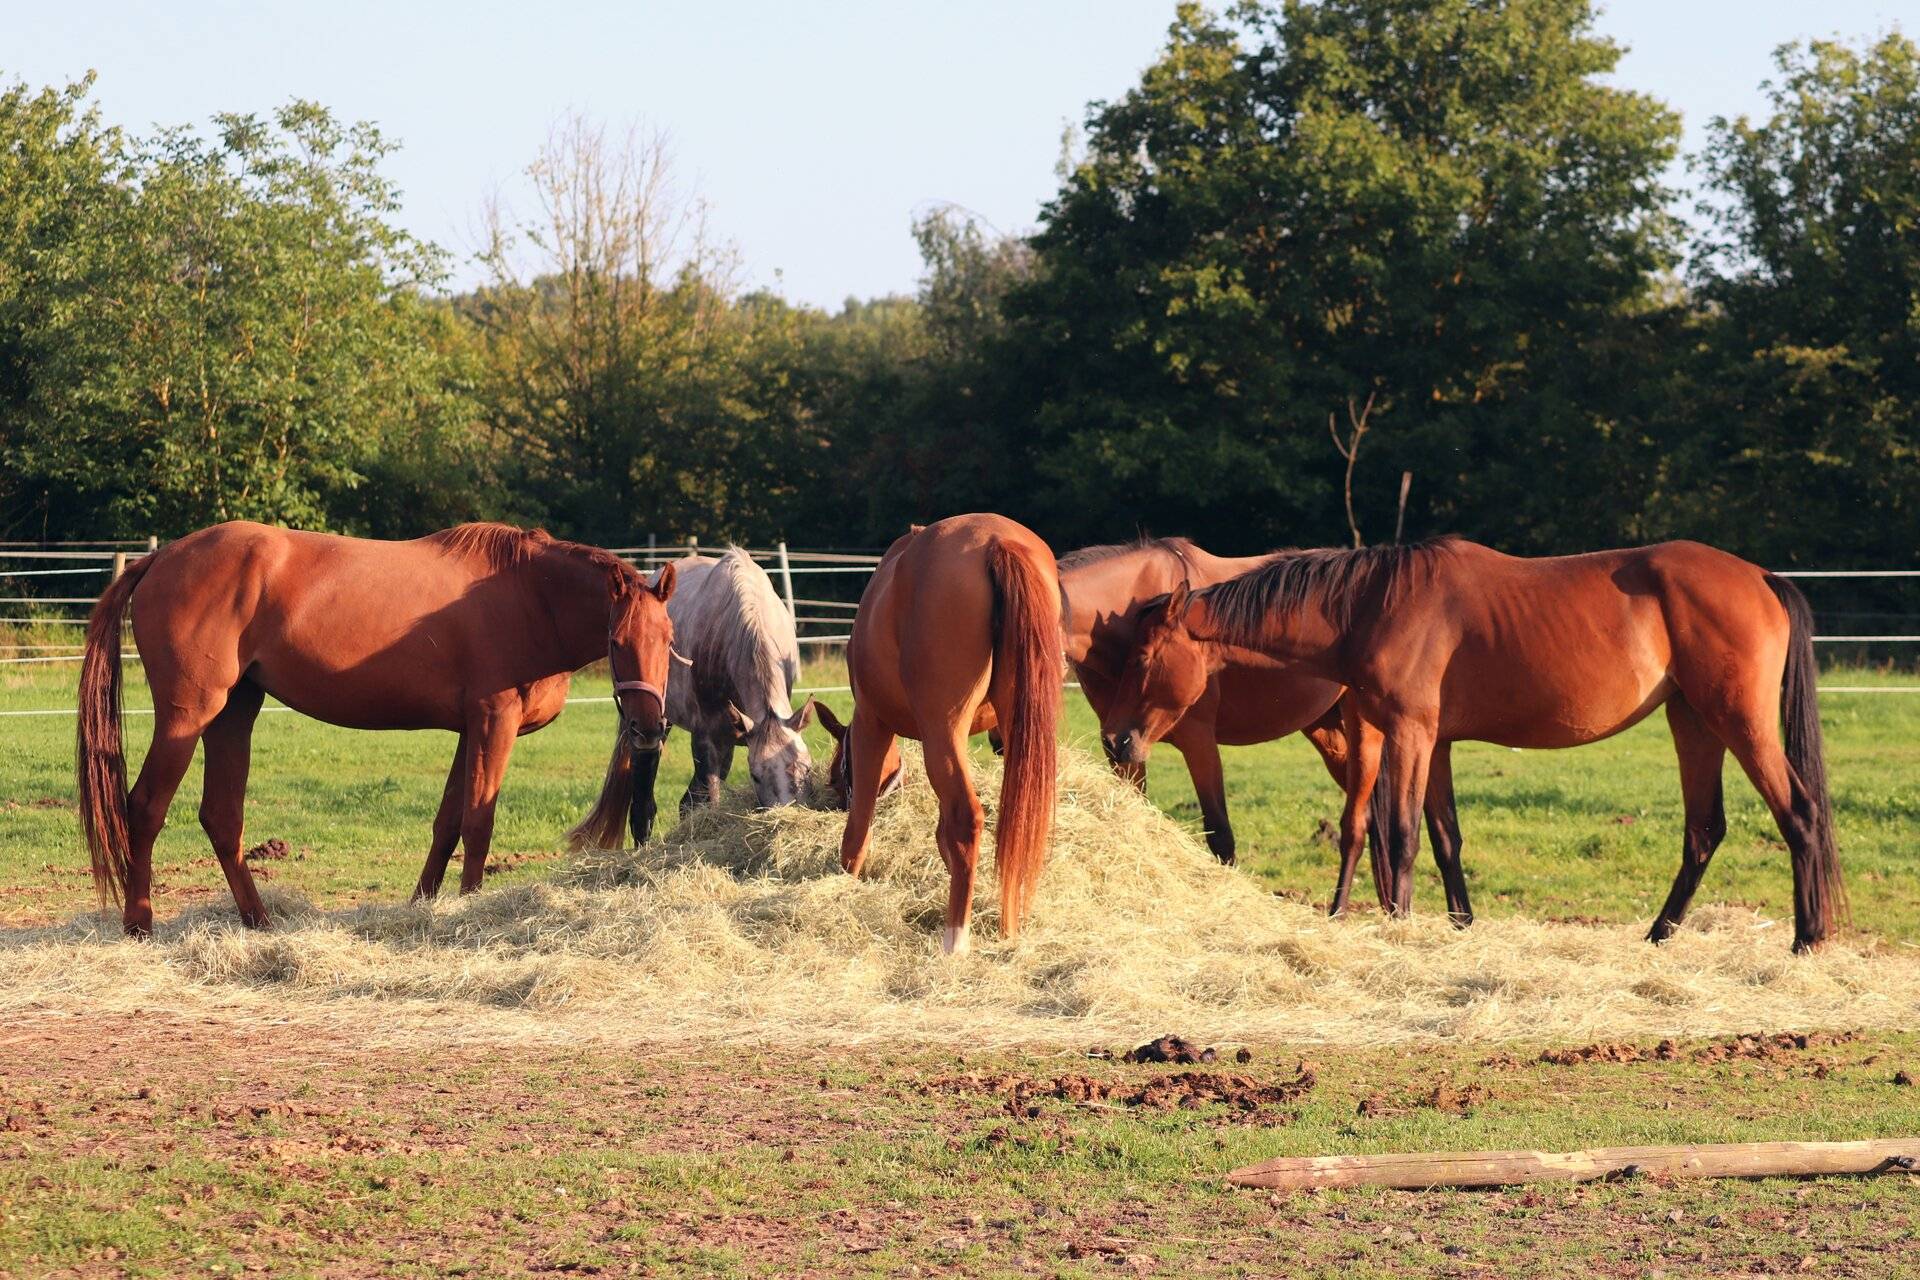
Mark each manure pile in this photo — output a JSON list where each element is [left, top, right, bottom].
[[3, 746, 1915, 1048]]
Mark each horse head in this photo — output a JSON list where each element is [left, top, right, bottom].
[[726, 696, 816, 808], [609, 563, 677, 752], [1099, 579, 1212, 766], [813, 701, 902, 810]]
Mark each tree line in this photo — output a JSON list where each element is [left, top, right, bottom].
[[2, 0, 1916, 572]]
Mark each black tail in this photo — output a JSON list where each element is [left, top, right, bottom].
[[1765, 573, 1847, 943]]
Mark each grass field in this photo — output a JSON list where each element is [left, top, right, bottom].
[[3, 657, 1917, 941], [3, 654, 1918, 1278]]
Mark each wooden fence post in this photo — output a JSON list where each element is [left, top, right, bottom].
[[776, 540, 797, 619], [112, 552, 126, 581], [146, 535, 158, 553]]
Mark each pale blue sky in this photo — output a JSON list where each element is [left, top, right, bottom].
[[9, 1, 1910, 306]]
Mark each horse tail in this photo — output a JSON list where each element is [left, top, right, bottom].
[[76, 555, 155, 906], [988, 538, 1062, 937], [1765, 572, 1848, 937], [566, 734, 637, 851]]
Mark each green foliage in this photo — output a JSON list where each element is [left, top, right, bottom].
[[0, 83, 481, 539], [1004, 0, 1683, 549], [1662, 33, 1920, 568], [2, 16, 1917, 566]]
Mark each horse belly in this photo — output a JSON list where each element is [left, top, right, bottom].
[[1441, 653, 1673, 748]]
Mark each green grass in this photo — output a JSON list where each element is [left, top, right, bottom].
[[5, 655, 1920, 1276], [3, 657, 1916, 942]]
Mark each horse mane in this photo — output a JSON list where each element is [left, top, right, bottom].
[[681, 547, 801, 717], [1199, 536, 1463, 643], [1058, 534, 1196, 574], [431, 522, 641, 592]]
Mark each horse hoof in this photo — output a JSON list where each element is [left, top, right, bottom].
[[940, 926, 971, 957]]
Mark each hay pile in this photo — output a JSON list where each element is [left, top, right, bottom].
[[3, 746, 1917, 1048]]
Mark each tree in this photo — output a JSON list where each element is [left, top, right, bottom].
[[1668, 33, 1920, 568], [1005, 0, 1683, 551], [469, 116, 767, 543], [1, 89, 479, 539]]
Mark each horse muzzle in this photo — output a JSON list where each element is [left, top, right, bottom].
[[616, 679, 669, 752], [1101, 729, 1149, 766]]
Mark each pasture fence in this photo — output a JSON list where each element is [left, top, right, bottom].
[[3, 539, 1919, 695]]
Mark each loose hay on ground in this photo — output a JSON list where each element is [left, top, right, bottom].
[[2, 746, 1917, 1049]]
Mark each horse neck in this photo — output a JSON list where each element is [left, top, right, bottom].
[[1061, 546, 1206, 664], [530, 546, 619, 669], [689, 557, 798, 718], [1186, 593, 1346, 679], [1177, 545, 1278, 588]]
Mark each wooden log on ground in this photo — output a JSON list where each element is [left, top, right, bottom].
[[1228, 1139, 1920, 1191]]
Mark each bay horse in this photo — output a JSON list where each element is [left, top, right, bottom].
[[1098, 537, 1844, 952], [76, 521, 676, 936], [1061, 537, 1468, 922], [569, 546, 814, 849], [818, 514, 1062, 955]]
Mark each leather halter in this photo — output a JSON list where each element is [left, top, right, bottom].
[[613, 679, 666, 712]]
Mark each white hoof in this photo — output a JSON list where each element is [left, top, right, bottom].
[[940, 925, 971, 957]]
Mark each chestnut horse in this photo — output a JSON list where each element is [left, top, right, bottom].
[[1098, 537, 1844, 952], [1062, 537, 1468, 922], [818, 514, 1062, 955], [76, 522, 676, 936]]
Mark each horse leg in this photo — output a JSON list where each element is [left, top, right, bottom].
[[921, 727, 984, 956], [681, 732, 711, 815], [1696, 698, 1835, 950], [1328, 706, 1383, 918], [1382, 719, 1438, 917], [123, 697, 225, 936], [837, 713, 898, 878], [1168, 724, 1233, 864], [412, 735, 469, 900], [1647, 698, 1728, 943], [1304, 707, 1386, 903], [456, 702, 522, 894], [629, 743, 664, 845], [1424, 742, 1472, 927], [198, 679, 269, 928]]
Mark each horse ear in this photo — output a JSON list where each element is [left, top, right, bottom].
[[651, 562, 677, 602], [727, 701, 755, 741], [815, 701, 846, 740], [787, 696, 816, 732], [1163, 579, 1191, 625]]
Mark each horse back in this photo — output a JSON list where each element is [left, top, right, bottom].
[[127, 522, 556, 730]]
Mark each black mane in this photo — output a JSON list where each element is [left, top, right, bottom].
[[1199, 537, 1462, 643]]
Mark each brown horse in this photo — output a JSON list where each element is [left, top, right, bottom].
[[76, 522, 676, 936], [1097, 537, 1844, 952], [1062, 537, 1468, 922], [1105, 537, 1850, 951], [817, 514, 1062, 955]]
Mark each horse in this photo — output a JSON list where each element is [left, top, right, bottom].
[[75, 521, 676, 936], [1061, 537, 1469, 921], [568, 546, 814, 849], [817, 514, 1063, 955], [1097, 537, 1844, 952]]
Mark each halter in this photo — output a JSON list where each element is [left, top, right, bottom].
[[613, 680, 666, 712]]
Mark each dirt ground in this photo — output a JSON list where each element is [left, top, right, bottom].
[[4, 1013, 1918, 1278]]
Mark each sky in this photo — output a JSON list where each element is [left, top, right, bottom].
[[9, 1, 1911, 308]]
